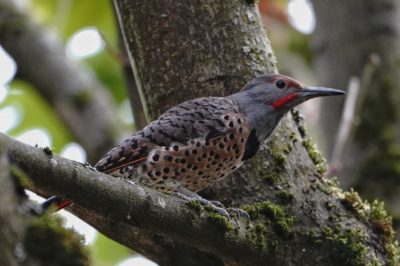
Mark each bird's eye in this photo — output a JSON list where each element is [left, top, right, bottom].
[[276, 80, 286, 89]]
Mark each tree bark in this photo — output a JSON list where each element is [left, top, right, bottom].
[[311, 0, 400, 211], [0, 145, 29, 266], [0, 0, 124, 163], [0, 138, 90, 266]]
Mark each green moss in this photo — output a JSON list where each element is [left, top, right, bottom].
[[253, 140, 291, 185], [273, 153, 286, 166], [245, 224, 269, 252], [255, 223, 268, 234], [243, 201, 293, 236], [10, 165, 33, 189], [291, 109, 306, 137], [204, 204, 215, 213], [258, 201, 285, 218], [367, 257, 382, 266], [186, 200, 202, 214], [316, 182, 335, 196], [242, 204, 258, 219], [320, 226, 368, 266], [341, 189, 369, 220], [289, 131, 298, 143], [275, 190, 294, 203], [338, 190, 400, 265], [370, 200, 400, 265], [251, 153, 280, 184], [302, 139, 327, 174], [207, 213, 233, 231], [276, 217, 294, 236], [261, 170, 279, 184], [253, 223, 269, 251], [291, 108, 327, 174], [250, 47, 263, 60], [344, 231, 368, 265], [243, 201, 296, 253], [269, 145, 287, 166], [24, 213, 90, 266], [324, 202, 344, 224], [325, 201, 335, 211]]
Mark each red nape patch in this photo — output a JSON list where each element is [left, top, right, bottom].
[[272, 92, 299, 109]]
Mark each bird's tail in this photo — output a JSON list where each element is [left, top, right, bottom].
[[41, 196, 72, 212]]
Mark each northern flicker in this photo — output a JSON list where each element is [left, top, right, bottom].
[[43, 74, 344, 215]]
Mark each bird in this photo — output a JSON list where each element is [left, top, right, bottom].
[[42, 73, 344, 216]]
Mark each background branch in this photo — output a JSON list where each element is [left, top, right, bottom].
[[0, 0, 123, 162]]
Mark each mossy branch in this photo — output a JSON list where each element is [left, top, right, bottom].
[[2, 131, 399, 265], [1, 133, 278, 265]]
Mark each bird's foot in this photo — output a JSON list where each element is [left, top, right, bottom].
[[172, 192, 229, 217], [172, 191, 249, 219], [227, 207, 250, 219], [208, 200, 225, 208], [193, 197, 230, 217]]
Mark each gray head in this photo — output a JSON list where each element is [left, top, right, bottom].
[[228, 74, 344, 143]]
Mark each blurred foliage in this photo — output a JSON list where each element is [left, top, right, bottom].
[[32, 0, 117, 44], [92, 233, 132, 266], [25, 213, 90, 266], [85, 53, 127, 102], [287, 31, 313, 67], [3, 80, 72, 152], [31, 0, 127, 102]]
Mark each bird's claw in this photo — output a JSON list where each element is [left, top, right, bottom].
[[209, 205, 230, 217], [208, 200, 225, 208], [172, 192, 248, 219], [227, 207, 250, 219]]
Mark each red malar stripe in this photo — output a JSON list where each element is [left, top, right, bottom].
[[272, 92, 299, 109]]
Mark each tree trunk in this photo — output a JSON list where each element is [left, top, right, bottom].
[[311, 0, 400, 213], [101, 0, 399, 264], [0, 147, 28, 266]]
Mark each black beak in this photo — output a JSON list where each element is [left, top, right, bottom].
[[300, 87, 345, 98]]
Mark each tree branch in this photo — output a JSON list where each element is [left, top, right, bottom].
[[1, 133, 275, 265], [2, 131, 398, 265]]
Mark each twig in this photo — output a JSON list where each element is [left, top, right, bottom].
[[327, 54, 381, 177]]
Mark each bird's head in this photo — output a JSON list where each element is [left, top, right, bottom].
[[240, 74, 344, 111], [229, 74, 345, 142]]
